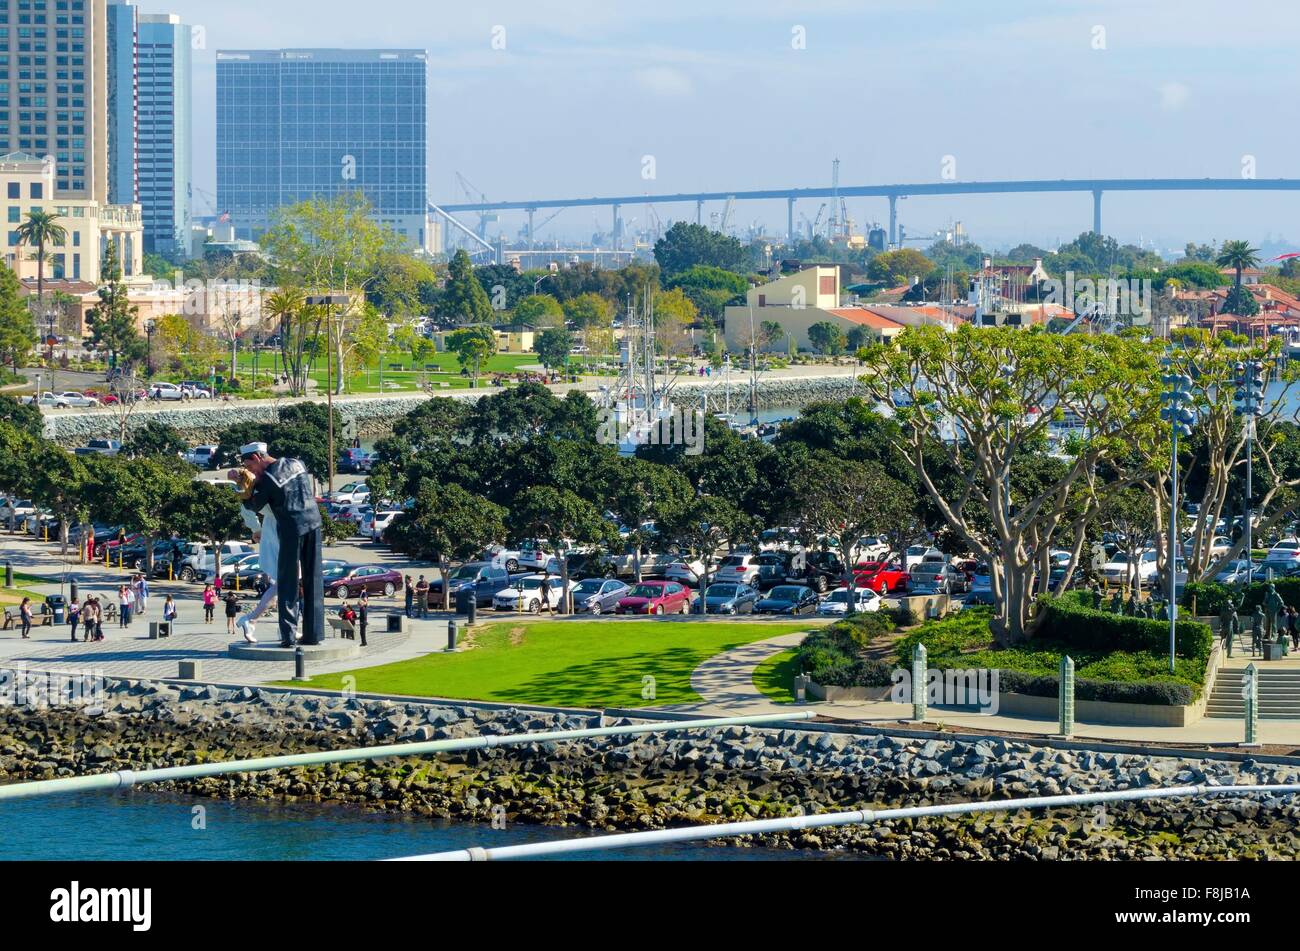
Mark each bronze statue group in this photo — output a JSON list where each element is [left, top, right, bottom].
[[1215, 584, 1298, 658]]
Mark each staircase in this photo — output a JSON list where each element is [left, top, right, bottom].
[[1206, 667, 1300, 719]]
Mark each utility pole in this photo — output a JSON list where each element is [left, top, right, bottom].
[[306, 294, 351, 492]]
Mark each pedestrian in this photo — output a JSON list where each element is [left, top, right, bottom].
[[68, 598, 80, 641], [118, 585, 132, 628], [80, 597, 95, 642], [202, 583, 216, 624], [134, 572, 149, 615], [18, 597, 32, 638], [357, 591, 369, 647], [404, 575, 414, 619], [163, 594, 177, 626], [416, 575, 429, 619], [1289, 605, 1299, 651], [224, 591, 240, 635]]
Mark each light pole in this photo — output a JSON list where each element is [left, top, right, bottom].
[[145, 320, 156, 378], [1160, 361, 1194, 674], [1234, 360, 1265, 587]]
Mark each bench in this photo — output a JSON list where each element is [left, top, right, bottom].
[[327, 616, 357, 640], [3, 608, 50, 629]]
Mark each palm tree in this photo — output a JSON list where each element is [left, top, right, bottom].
[[1215, 240, 1261, 317], [15, 210, 67, 306]]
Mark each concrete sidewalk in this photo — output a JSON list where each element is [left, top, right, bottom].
[[674, 633, 1300, 747]]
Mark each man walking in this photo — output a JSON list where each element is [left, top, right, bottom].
[[404, 575, 414, 618], [238, 442, 325, 648], [357, 591, 369, 647], [416, 576, 429, 619]]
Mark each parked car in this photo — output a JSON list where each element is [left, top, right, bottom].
[[564, 550, 620, 580], [56, 391, 99, 407], [817, 587, 884, 617], [569, 578, 631, 615], [853, 561, 911, 595], [361, 509, 403, 541], [855, 536, 891, 562], [339, 448, 376, 474], [753, 550, 797, 590], [757, 527, 799, 551], [429, 562, 511, 607], [73, 438, 122, 457], [615, 581, 694, 615], [183, 445, 220, 468], [755, 585, 820, 616], [482, 541, 557, 573], [148, 382, 187, 401], [1214, 559, 1255, 585], [1262, 539, 1300, 573], [324, 565, 403, 599], [909, 561, 970, 595], [662, 558, 708, 586], [0, 498, 36, 524], [329, 481, 371, 506], [117, 538, 187, 573], [1100, 549, 1160, 588], [218, 553, 268, 590], [180, 381, 214, 399], [93, 532, 144, 558], [20, 391, 71, 408], [492, 574, 571, 613], [903, 545, 943, 570], [178, 540, 255, 582], [967, 563, 995, 605], [787, 549, 847, 593], [713, 554, 762, 586], [700, 583, 760, 615], [1185, 535, 1233, 561]]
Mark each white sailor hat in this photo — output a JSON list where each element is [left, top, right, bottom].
[[239, 441, 268, 457]]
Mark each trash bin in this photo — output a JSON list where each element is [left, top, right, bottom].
[[45, 594, 66, 624], [455, 588, 474, 616]]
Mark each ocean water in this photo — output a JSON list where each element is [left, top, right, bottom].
[[0, 791, 866, 862]]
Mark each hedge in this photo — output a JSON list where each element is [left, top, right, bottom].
[[795, 618, 896, 687], [1039, 593, 1213, 662], [994, 670, 1194, 707], [1182, 577, 1300, 619]]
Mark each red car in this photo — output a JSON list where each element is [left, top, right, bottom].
[[94, 532, 143, 558], [323, 565, 404, 599], [853, 560, 911, 595], [615, 581, 694, 615]]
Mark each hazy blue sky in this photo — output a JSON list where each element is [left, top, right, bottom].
[[162, 0, 1300, 253]]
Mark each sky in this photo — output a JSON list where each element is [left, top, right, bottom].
[[159, 0, 1300, 254]]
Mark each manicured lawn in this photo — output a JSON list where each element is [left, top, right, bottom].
[[752, 648, 800, 704], [280, 619, 822, 708], [232, 350, 542, 394], [0, 571, 55, 604]]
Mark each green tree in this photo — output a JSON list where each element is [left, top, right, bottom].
[[447, 324, 495, 386], [867, 249, 934, 285], [85, 241, 143, 368], [660, 495, 759, 597], [124, 421, 188, 460], [665, 264, 748, 321], [653, 287, 698, 356], [653, 222, 749, 276], [15, 209, 67, 305], [83, 455, 192, 574], [163, 480, 248, 583], [535, 327, 573, 372], [1216, 240, 1261, 317], [807, 321, 848, 355], [437, 249, 495, 326], [28, 443, 91, 554], [0, 262, 34, 376], [387, 479, 507, 610], [508, 486, 617, 611], [0, 392, 42, 438], [511, 293, 564, 329]]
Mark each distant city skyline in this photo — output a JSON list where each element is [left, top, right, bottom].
[[159, 0, 1300, 253]]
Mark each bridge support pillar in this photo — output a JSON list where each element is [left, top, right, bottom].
[[1092, 189, 1103, 235], [613, 203, 620, 251], [696, 199, 703, 226], [787, 197, 795, 246], [888, 194, 898, 248], [527, 208, 535, 252]]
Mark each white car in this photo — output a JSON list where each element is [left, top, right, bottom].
[[483, 542, 556, 572], [1100, 549, 1160, 587], [663, 558, 708, 585], [714, 554, 762, 586], [362, 509, 403, 541], [21, 391, 71, 408], [1184, 535, 1233, 561], [1214, 559, 1254, 585], [1263, 539, 1300, 571], [330, 481, 371, 506], [1, 498, 36, 522], [816, 587, 884, 616], [57, 391, 99, 407], [183, 445, 220, 468], [492, 574, 572, 613], [903, 545, 944, 570], [855, 536, 891, 562], [148, 382, 187, 401]]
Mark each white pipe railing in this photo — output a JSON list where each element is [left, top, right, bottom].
[[395, 783, 1300, 862], [0, 711, 814, 802]]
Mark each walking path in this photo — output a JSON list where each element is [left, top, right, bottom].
[[673, 633, 1300, 746]]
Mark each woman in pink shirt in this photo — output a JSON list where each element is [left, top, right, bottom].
[[202, 583, 217, 624]]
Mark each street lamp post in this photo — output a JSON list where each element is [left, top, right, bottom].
[[1234, 360, 1265, 587], [1160, 361, 1194, 675], [145, 320, 156, 378]]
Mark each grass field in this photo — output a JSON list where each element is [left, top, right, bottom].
[[752, 648, 800, 704], [280, 619, 821, 708], [232, 349, 544, 394], [0, 571, 54, 605]]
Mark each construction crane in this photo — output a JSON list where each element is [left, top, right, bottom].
[[455, 172, 499, 239], [719, 196, 736, 234], [810, 203, 827, 239]]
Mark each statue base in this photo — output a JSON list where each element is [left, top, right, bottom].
[[226, 641, 361, 662]]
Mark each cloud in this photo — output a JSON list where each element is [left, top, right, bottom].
[[1159, 81, 1190, 111], [633, 66, 694, 97]]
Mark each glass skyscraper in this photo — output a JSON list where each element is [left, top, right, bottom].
[[136, 12, 188, 256], [216, 48, 429, 250], [106, 0, 136, 206]]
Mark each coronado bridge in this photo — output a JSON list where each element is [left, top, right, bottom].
[[430, 177, 1300, 251]]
